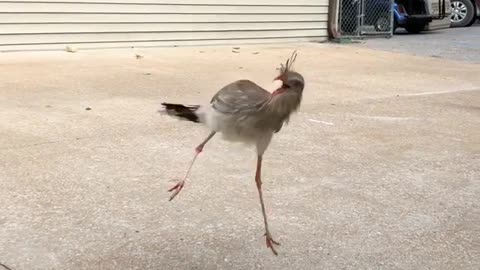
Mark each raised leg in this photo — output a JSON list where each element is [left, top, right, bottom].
[[255, 155, 280, 255], [168, 131, 216, 201]]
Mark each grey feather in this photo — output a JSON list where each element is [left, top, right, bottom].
[[210, 80, 271, 114]]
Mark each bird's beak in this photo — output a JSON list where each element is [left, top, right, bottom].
[[273, 73, 286, 83]]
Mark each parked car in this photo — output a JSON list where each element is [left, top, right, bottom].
[[394, 2, 433, 33], [394, 0, 451, 33], [450, 0, 480, 27], [339, 0, 452, 35]]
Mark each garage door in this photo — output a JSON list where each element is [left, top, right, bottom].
[[0, 0, 329, 51]]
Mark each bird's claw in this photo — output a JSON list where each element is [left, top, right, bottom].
[[264, 232, 280, 255], [168, 180, 185, 201]]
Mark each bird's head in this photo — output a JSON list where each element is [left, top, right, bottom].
[[266, 51, 305, 117], [273, 51, 305, 96]]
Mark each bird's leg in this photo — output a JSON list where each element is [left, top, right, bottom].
[[255, 155, 280, 255], [168, 131, 216, 201]]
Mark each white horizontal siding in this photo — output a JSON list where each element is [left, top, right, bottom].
[[0, 0, 329, 51], [1, 13, 327, 23], [0, 13, 326, 23], [0, 3, 328, 13], [0, 0, 328, 5], [0, 21, 329, 34], [0, 29, 328, 44]]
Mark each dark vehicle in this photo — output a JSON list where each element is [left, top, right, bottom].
[[340, 0, 449, 35], [395, 0, 434, 33], [394, 0, 450, 33], [450, 0, 480, 27]]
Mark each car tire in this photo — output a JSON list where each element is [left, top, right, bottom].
[[374, 15, 391, 32], [450, 0, 476, 27]]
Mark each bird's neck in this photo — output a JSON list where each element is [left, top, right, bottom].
[[265, 88, 302, 117]]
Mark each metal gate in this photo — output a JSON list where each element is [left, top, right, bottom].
[[338, 0, 394, 38]]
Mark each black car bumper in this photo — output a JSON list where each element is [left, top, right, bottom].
[[405, 15, 433, 26]]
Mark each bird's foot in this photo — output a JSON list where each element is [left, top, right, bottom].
[[264, 232, 280, 256], [168, 180, 185, 201]]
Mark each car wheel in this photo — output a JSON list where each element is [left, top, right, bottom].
[[450, 0, 476, 27], [374, 15, 391, 32]]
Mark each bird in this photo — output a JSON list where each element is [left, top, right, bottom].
[[160, 51, 304, 255]]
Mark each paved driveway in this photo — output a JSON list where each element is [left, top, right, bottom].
[[356, 23, 480, 63], [1, 44, 479, 269]]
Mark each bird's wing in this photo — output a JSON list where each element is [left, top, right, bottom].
[[210, 80, 271, 114]]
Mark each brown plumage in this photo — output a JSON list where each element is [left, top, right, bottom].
[[160, 51, 304, 255]]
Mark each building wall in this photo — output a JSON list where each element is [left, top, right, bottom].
[[0, 0, 329, 51]]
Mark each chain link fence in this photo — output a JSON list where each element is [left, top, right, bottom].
[[339, 0, 394, 38]]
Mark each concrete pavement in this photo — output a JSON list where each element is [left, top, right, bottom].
[[356, 23, 480, 64], [1, 44, 479, 269]]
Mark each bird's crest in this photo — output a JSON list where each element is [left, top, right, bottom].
[[278, 50, 298, 74]]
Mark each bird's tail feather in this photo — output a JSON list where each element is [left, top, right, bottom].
[[159, 102, 201, 123]]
